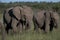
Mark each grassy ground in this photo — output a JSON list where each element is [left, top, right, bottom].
[[0, 13, 60, 40], [2, 29, 60, 40]]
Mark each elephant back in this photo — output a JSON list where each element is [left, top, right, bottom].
[[34, 10, 46, 27], [12, 6, 23, 20]]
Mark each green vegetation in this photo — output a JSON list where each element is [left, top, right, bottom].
[[0, 28, 60, 40], [0, 2, 60, 14]]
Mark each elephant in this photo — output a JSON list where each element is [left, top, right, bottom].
[[33, 10, 50, 33], [11, 6, 33, 30], [3, 6, 24, 33], [3, 6, 33, 33], [33, 10, 46, 30], [3, 7, 13, 33], [33, 9, 60, 33], [11, 6, 23, 33]]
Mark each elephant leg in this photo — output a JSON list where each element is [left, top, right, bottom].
[[50, 25, 54, 32], [3, 23, 7, 33], [45, 21, 50, 33], [54, 23, 57, 28], [45, 13, 50, 33], [41, 21, 45, 31], [24, 18, 28, 30], [49, 18, 54, 32], [54, 20, 59, 29], [2, 23, 6, 40], [17, 19, 25, 33], [11, 18, 18, 33], [33, 20, 39, 32], [18, 23, 23, 33], [34, 24, 39, 31], [33, 17, 39, 32], [25, 21, 29, 30], [5, 26, 9, 34], [45, 18, 50, 33], [25, 20, 32, 30]]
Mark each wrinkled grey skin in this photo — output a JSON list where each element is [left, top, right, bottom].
[[3, 6, 24, 33], [12, 6, 33, 32], [3, 6, 33, 33], [33, 10, 60, 33], [21, 6, 33, 30], [11, 6, 23, 33], [33, 10, 46, 30], [3, 7, 13, 33]]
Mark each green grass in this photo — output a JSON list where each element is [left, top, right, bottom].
[[1, 29, 60, 40]]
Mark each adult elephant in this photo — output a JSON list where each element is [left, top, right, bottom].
[[33, 9, 60, 33], [11, 6, 24, 33], [33, 10, 50, 33], [12, 6, 33, 32], [3, 6, 33, 33], [3, 6, 24, 33]]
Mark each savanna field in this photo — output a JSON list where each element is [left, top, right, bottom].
[[0, 2, 60, 40]]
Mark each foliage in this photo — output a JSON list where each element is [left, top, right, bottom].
[[0, 2, 60, 13]]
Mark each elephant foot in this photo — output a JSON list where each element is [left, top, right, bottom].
[[13, 29, 18, 34], [54, 26, 58, 29], [34, 28, 40, 33], [44, 29, 49, 33], [25, 27, 30, 31]]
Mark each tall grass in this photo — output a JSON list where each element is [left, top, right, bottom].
[[1, 28, 60, 40]]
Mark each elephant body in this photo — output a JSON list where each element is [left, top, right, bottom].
[[33, 10, 48, 32], [33, 10, 60, 33], [3, 6, 33, 33], [21, 6, 33, 30], [3, 6, 24, 33]]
